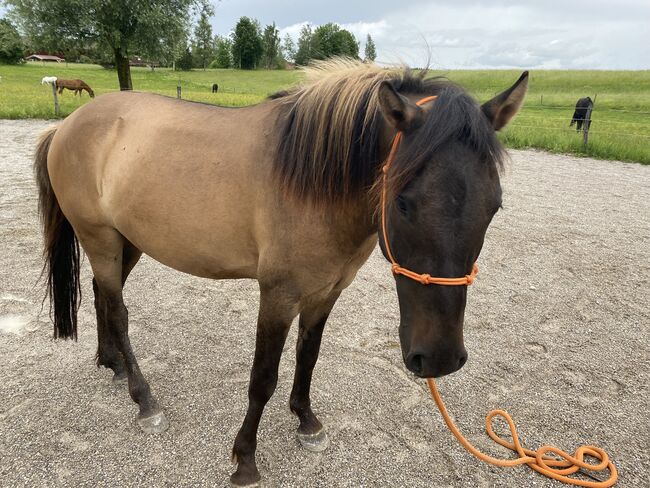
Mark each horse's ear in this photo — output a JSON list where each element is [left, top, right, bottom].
[[377, 81, 426, 132], [481, 71, 529, 131]]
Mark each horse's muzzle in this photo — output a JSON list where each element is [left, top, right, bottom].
[[405, 347, 468, 378]]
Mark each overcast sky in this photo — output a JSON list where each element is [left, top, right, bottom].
[[1, 1, 647, 69], [210, 0, 649, 69]]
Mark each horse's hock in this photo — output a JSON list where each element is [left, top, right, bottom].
[[1, 119, 649, 487]]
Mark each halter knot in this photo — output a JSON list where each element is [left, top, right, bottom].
[[418, 274, 431, 285], [391, 263, 400, 274]]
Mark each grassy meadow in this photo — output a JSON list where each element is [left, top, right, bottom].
[[0, 62, 648, 163]]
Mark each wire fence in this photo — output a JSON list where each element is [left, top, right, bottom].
[[504, 96, 650, 145]]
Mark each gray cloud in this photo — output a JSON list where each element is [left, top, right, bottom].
[[211, 0, 649, 69]]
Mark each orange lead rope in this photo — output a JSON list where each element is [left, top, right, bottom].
[[382, 95, 618, 487], [426, 378, 618, 487]]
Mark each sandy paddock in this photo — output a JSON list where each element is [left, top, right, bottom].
[[1, 119, 648, 487]]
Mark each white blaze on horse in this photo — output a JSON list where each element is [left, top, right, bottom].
[[41, 76, 58, 85]]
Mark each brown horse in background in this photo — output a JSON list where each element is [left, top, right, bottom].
[[55, 78, 95, 98], [35, 60, 527, 486]]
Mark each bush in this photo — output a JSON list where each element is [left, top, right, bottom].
[[78, 54, 93, 64]]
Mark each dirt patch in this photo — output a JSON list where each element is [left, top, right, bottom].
[[1, 119, 649, 487]]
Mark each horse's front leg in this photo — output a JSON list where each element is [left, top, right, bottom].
[[289, 291, 340, 452], [230, 286, 298, 487]]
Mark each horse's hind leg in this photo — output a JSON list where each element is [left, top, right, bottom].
[[289, 291, 340, 452], [94, 241, 142, 383], [82, 228, 167, 434]]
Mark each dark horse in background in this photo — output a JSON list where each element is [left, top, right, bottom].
[[212, 83, 219, 93], [55, 78, 95, 98], [35, 60, 527, 486], [570, 96, 593, 131]]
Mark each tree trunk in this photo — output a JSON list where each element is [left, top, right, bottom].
[[114, 49, 133, 91]]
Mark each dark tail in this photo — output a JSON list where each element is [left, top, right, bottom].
[[35, 127, 81, 340]]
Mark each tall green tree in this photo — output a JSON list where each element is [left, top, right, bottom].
[[212, 35, 232, 68], [312, 23, 359, 60], [231, 16, 263, 69], [0, 18, 24, 64], [6, 0, 204, 90], [294, 24, 313, 66], [364, 34, 376, 62], [281, 33, 295, 63], [193, 3, 214, 70], [261, 22, 280, 69]]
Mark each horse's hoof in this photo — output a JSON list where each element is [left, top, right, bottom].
[[230, 480, 260, 488], [137, 411, 169, 434], [112, 371, 127, 384], [297, 428, 329, 452], [230, 471, 261, 488]]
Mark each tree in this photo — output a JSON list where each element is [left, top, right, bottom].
[[261, 22, 280, 69], [6, 0, 204, 90], [0, 18, 24, 64], [364, 34, 376, 62], [176, 46, 193, 71], [312, 23, 359, 60], [193, 3, 214, 70], [281, 33, 295, 63], [294, 24, 313, 66], [212, 35, 232, 68], [231, 16, 263, 69]]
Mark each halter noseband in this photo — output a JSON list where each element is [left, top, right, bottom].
[[380, 95, 479, 286]]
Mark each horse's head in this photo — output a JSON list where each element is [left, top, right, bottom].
[[377, 72, 528, 378]]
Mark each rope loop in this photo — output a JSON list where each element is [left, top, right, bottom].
[[426, 378, 618, 487]]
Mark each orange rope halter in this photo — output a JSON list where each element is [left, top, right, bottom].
[[380, 95, 478, 286], [381, 95, 618, 487]]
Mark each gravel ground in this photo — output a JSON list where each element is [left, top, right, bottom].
[[1, 119, 649, 488]]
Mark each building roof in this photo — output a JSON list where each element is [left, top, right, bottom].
[[26, 54, 65, 62]]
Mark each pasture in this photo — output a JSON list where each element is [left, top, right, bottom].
[[0, 63, 649, 163], [1, 120, 649, 487]]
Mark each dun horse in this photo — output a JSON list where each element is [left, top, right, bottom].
[[55, 78, 95, 97], [35, 60, 527, 486]]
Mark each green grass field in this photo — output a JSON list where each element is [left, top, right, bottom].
[[1, 63, 649, 163]]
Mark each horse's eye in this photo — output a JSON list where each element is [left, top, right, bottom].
[[396, 195, 409, 214]]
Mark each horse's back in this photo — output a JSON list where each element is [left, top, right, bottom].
[[48, 92, 272, 279]]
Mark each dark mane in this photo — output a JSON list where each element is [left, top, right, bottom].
[[272, 59, 505, 207]]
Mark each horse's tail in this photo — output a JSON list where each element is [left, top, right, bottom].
[[34, 127, 81, 340]]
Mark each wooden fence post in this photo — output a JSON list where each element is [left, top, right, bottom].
[[177, 84, 182, 99], [51, 83, 60, 116]]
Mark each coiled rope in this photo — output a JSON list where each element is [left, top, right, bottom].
[[426, 378, 618, 487]]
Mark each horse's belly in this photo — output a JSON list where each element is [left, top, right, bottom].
[[105, 149, 261, 279], [115, 213, 260, 280]]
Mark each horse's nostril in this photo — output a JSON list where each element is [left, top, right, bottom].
[[408, 354, 424, 375], [457, 352, 468, 369]]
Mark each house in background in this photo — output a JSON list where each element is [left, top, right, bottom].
[[26, 54, 65, 63]]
